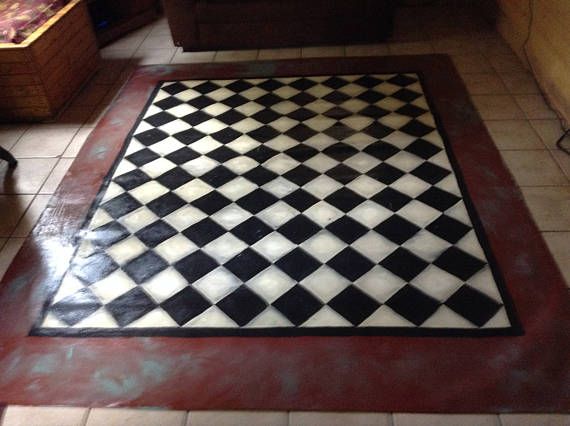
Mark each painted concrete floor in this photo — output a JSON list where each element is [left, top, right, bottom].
[[0, 2, 568, 424]]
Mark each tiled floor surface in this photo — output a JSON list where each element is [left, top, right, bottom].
[[0, 2, 568, 424]]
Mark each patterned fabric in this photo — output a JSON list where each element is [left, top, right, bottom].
[[0, 0, 68, 44]]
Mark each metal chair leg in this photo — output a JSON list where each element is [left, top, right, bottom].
[[0, 146, 17, 168]]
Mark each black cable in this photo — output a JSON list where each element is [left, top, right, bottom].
[[555, 129, 570, 156]]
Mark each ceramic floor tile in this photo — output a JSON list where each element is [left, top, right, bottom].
[[188, 411, 287, 426], [100, 47, 135, 60], [551, 149, 570, 180], [461, 73, 508, 95], [138, 34, 175, 50], [91, 59, 130, 85], [475, 37, 515, 56], [529, 120, 565, 150], [521, 186, 570, 231], [542, 232, 570, 287], [500, 150, 567, 186], [0, 158, 58, 194], [515, 95, 558, 119], [471, 95, 525, 120], [484, 120, 544, 150], [86, 408, 186, 426], [499, 413, 570, 426], [451, 54, 494, 74], [1, 406, 88, 426], [56, 106, 98, 127], [289, 411, 391, 426], [63, 128, 93, 158], [132, 48, 177, 65], [0, 125, 28, 151], [387, 42, 434, 55], [214, 50, 258, 62], [170, 49, 216, 64], [11, 125, 79, 158], [431, 36, 480, 55], [0, 238, 25, 281], [39, 158, 74, 194], [0, 195, 34, 237], [393, 413, 499, 426], [12, 194, 51, 237], [345, 44, 390, 57], [71, 84, 112, 108], [487, 54, 527, 73], [301, 46, 345, 58], [499, 72, 540, 94], [258, 48, 302, 60]]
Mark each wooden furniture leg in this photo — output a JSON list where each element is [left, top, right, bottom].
[[0, 147, 17, 168]]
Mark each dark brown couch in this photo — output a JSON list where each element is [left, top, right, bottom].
[[163, 0, 394, 51]]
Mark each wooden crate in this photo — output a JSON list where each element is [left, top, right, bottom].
[[0, 0, 100, 122]]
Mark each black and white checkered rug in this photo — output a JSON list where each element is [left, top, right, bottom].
[[34, 73, 518, 336]]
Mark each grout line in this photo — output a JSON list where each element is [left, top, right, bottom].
[[80, 408, 91, 426], [387, 412, 395, 426]]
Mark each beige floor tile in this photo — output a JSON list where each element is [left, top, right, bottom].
[[484, 120, 544, 150], [188, 411, 288, 426], [529, 119, 565, 150], [301, 46, 345, 58], [56, 106, 97, 126], [0, 195, 34, 237], [87, 408, 185, 426], [100, 47, 135, 60], [103, 28, 149, 52], [388, 41, 434, 55], [91, 59, 130, 85], [290, 411, 391, 426], [431, 36, 480, 55], [499, 72, 540, 94], [63, 128, 93, 158], [393, 413, 499, 426], [551, 149, 570, 180], [71, 84, 112, 108], [138, 34, 175, 50], [461, 73, 508, 95], [0, 238, 6, 250], [10, 125, 78, 158], [345, 44, 390, 57], [475, 36, 515, 56], [215, 50, 258, 62], [171, 49, 216, 64], [471, 95, 525, 120], [0, 158, 57, 194], [0, 125, 28, 151], [500, 150, 567, 186], [499, 414, 570, 426], [132, 48, 177, 65], [515, 94, 558, 119], [0, 238, 25, 280], [522, 186, 570, 231], [258, 48, 302, 60], [543, 232, 570, 287], [39, 158, 74, 194], [12, 194, 52, 237], [488, 54, 527, 73], [1, 406, 88, 426], [452, 54, 494, 74]]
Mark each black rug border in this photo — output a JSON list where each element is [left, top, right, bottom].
[[30, 68, 523, 338]]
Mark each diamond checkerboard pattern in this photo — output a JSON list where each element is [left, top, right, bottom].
[[37, 73, 513, 334]]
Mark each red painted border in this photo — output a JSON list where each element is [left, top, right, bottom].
[[0, 56, 568, 412]]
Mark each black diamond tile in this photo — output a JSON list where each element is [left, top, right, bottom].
[[211, 127, 242, 144], [221, 94, 248, 108], [90, 221, 130, 248], [380, 248, 429, 282], [285, 124, 318, 142], [216, 286, 267, 326], [245, 145, 279, 163], [200, 166, 237, 188], [230, 217, 272, 245], [371, 187, 412, 212], [278, 215, 321, 244], [161, 286, 212, 325], [174, 250, 219, 282], [391, 88, 421, 103], [173, 128, 207, 145], [374, 215, 421, 244], [224, 248, 270, 281], [206, 146, 239, 163], [183, 218, 226, 247], [322, 91, 350, 105], [355, 75, 384, 88], [252, 108, 281, 124], [327, 247, 375, 281], [388, 74, 417, 86], [362, 122, 394, 139], [416, 187, 460, 211], [273, 286, 323, 326], [162, 82, 188, 95], [154, 96, 183, 110], [180, 110, 212, 126], [282, 164, 320, 186], [247, 125, 280, 143], [134, 128, 169, 146], [426, 215, 471, 244], [258, 78, 285, 91], [325, 164, 360, 185], [411, 162, 451, 184], [324, 188, 366, 213], [357, 90, 385, 104], [404, 139, 442, 159], [287, 107, 317, 121], [226, 80, 254, 92], [366, 163, 405, 184], [101, 193, 142, 219], [400, 119, 434, 137], [289, 77, 317, 91], [255, 93, 282, 107], [236, 188, 279, 214], [359, 104, 391, 118], [434, 247, 486, 281], [123, 251, 168, 284], [193, 81, 219, 94], [322, 76, 348, 89], [284, 144, 319, 162], [106, 287, 157, 327], [445, 285, 502, 327], [322, 142, 359, 162], [275, 248, 321, 281], [326, 216, 369, 244], [71, 252, 118, 285], [217, 109, 247, 125], [289, 92, 317, 106], [125, 148, 160, 167], [192, 191, 232, 215], [323, 123, 356, 140], [328, 285, 380, 325], [145, 111, 177, 127], [385, 285, 440, 326], [323, 106, 352, 120], [156, 167, 194, 189], [243, 166, 278, 186], [283, 189, 319, 212], [164, 148, 200, 165], [147, 192, 186, 217], [396, 104, 428, 118], [113, 169, 151, 191], [363, 142, 400, 160], [187, 95, 216, 109], [51, 287, 102, 326], [135, 220, 178, 248]]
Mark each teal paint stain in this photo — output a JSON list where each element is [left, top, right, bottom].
[[31, 354, 58, 375], [66, 346, 74, 361], [89, 145, 109, 160], [141, 359, 169, 383], [93, 371, 140, 398]]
